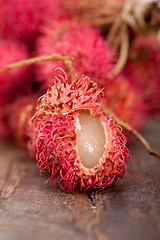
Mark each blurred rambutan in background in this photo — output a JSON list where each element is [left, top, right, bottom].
[[103, 73, 147, 137], [9, 95, 36, 150], [0, 0, 59, 46], [124, 35, 160, 117], [35, 19, 115, 90], [0, 40, 33, 107], [0, 39, 32, 139]]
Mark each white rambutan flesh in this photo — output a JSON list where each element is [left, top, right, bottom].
[[76, 110, 106, 168]]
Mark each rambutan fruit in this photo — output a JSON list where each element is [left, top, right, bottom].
[[10, 96, 37, 151], [0, 39, 31, 108], [31, 72, 131, 192], [0, 39, 35, 140], [103, 73, 147, 135], [35, 19, 115, 91], [125, 35, 160, 117], [0, 0, 59, 45]]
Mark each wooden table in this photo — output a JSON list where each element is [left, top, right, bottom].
[[0, 122, 160, 240]]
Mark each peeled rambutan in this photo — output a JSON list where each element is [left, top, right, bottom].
[[125, 35, 160, 116], [35, 19, 115, 91], [31, 72, 131, 192], [0, 0, 59, 45]]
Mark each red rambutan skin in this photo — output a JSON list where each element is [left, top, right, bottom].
[[0, 39, 31, 108], [35, 19, 115, 91], [31, 73, 131, 192], [104, 73, 147, 134], [124, 36, 160, 116], [0, 0, 59, 44], [0, 39, 33, 140], [9, 96, 36, 152], [0, 95, 36, 142]]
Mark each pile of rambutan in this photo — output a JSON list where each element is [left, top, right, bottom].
[[0, 0, 159, 192]]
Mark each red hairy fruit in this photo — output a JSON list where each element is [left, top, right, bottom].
[[10, 96, 36, 151], [0, 39, 31, 108], [104, 74, 147, 134], [0, 0, 59, 44], [31, 72, 131, 192], [36, 19, 115, 91], [125, 36, 160, 116], [0, 95, 36, 141], [0, 39, 32, 139]]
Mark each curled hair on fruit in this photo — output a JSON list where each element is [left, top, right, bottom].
[[30, 70, 131, 192]]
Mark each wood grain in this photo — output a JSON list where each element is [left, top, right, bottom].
[[0, 122, 160, 240]]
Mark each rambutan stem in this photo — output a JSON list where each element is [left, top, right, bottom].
[[109, 23, 129, 77], [64, 59, 75, 82], [104, 106, 160, 160], [0, 54, 75, 82], [107, 0, 160, 76]]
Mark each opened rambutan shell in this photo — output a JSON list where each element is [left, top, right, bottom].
[[31, 73, 131, 192]]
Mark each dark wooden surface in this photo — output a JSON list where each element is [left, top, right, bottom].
[[0, 122, 160, 240]]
